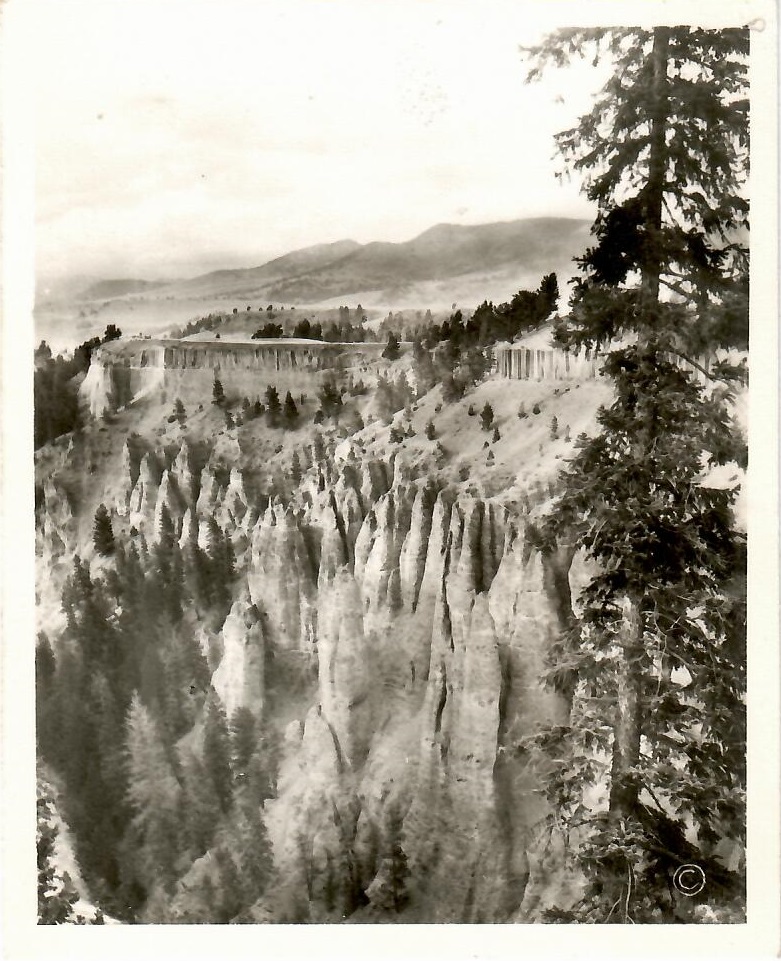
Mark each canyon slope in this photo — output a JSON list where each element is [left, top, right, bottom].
[[35, 325, 619, 922], [35, 322, 746, 923]]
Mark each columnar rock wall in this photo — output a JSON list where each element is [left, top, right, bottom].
[[81, 337, 387, 417], [493, 345, 601, 381], [494, 342, 725, 384], [99, 337, 387, 372]]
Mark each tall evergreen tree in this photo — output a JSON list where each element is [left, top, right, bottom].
[[479, 403, 494, 432], [93, 504, 115, 556], [125, 693, 183, 890], [290, 450, 303, 486], [179, 748, 221, 857], [264, 384, 282, 427], [283, 390, 299, 428], [317, 379, 343, 421], [382, 331, 401, 360], [203, 692, 233, 812], [523, 27, 749, 922]]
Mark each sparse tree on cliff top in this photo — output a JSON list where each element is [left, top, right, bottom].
[[523, 27, 748, 922], [264, 384, 281, 427], [382, 331, 401, 360], [283, 390, 299, 428], [290, 449, 303, 485], [317, 379, 343, 421]]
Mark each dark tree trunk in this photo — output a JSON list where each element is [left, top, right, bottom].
[[641, 26, 670, 317], [609, 597, 643, 817]]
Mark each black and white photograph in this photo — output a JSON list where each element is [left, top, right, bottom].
[[2, 0, 778, 953]]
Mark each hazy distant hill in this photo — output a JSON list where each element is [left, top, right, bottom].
[[81, 278, 169, 300], [264, 218, 590, 303], [66, 217, 590, 307], [168, 239, 363, 297]]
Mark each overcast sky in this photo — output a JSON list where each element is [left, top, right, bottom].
[[29, 0, 611, 283]]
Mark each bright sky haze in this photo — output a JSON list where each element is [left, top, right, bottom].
[[30, 0, 608, 284]]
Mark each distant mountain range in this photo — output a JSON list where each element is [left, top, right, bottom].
[[65, 217, 593, 307]]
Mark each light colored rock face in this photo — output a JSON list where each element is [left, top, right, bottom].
[[128, 452, 161, 529], [395, 520, 576, 921], [398, 485, 436, 612], [38, 383, 585, 921], [179, 509, 196, 549], [494, 345, 601, 381], [212, 593, 265, 718], [195, 468, 220, 518], [38, 478, 76, 561], [116, 441, 136, 517], [171, 441, 197, 507], [244, 468, 580, 921], [153, 470, 186, 541], [446, 594, 502, 804], [79, 356, 163, 417], [317, 572, 372, 769], [247, 505, 318, 653], [217, 467, 249, 529]]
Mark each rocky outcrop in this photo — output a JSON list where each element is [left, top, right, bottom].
[[248, 505, 318, 653], [128, 452, 162, 529], [80, 355, 162, 418], [218, 467, 250, 528], [80, 338, 389, 418], [494, 344, 600, 381], [317, 572, 372, 768], [115, 440, 137, 517], [171, 440, 197, 507], [153, 470, 186, 541], [195, 467, 221, 518], [179, 508, 197, 549], [38, 477, 75, 558], [94, 337, 387, 373], [212, 591, 265, 718], [38, 383, 593, 923], [392, 516, 578, 921]]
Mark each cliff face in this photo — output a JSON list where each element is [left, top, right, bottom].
[[203, 449, 582, 920], [81, 338, 614, 420], [84, 428, 581, 919], [493, 345, 601, 381], [212, 591, 265, 718], [80, 338, 386, 417], [38, 375, 595, 921]]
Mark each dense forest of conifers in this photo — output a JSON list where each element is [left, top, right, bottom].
[[36, 523, 281, 922]]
